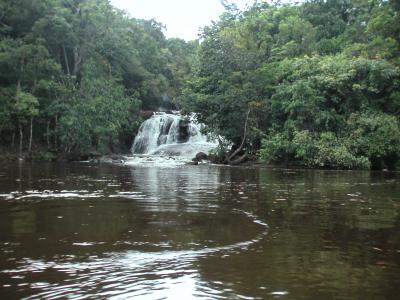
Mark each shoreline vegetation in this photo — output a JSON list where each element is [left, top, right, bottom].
[[1, 151, 398, 174], [0, 0, 399, 170]]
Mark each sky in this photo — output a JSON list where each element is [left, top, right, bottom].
[[109, 0, 255, 40]]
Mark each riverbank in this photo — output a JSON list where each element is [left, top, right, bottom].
[[0, 149, 56, 162], [1, 148, 398, 171], [0, 149, 126, 163]]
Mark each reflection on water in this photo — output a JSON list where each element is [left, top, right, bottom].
[[127, 166, 224, 215], [0, 163, 399, 299]]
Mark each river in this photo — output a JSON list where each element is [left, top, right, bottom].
[[0, 162, 399, 299]]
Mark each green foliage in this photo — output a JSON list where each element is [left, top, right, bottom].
[[14, 91, 39, 122], [0, 87, 14, 131], [347, 112, 400, 169], [259, 130, 370, 170], [258, 130, 294, 164], [178, 0, 400, 169], [0, 0, 194, 154], [0, 0, 399, 168], [310, 132, 370, 170], [58, 61, 141, 152]]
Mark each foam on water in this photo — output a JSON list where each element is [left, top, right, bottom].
[[128, 112, 217, 166]]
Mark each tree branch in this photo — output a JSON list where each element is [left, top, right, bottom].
[[226, 109, 251, 163]]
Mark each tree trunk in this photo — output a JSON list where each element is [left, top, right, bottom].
[[46, 120, 50, 149], [108, 135, 115, 153], [11, 131, 15, 148], [28, 116, 33, 153], [73, 47, 82, 75], [225, 109, 251, 164], [54, 115, 58, 149], [62, 44, 70, 75], [57, 47, 61, 64], [229, 153, 248, 165], [17, 56, 24, 91], [19, 122, 23, 158]]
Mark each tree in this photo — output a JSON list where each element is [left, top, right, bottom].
[[347, 112, 400, 170], [178, 0, 400, 168], [58, 60, 140, 153], [0, 0, 192, 155], [14, 91, 39, 155]]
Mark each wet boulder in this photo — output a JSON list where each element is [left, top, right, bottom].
[[177, 119, 190, 143], [192, 152, 208, 163]]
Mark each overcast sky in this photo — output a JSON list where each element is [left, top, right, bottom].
[[109, 0, 255, 40]]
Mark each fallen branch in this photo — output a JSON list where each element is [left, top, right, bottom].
[[229, 153, 248, 165]]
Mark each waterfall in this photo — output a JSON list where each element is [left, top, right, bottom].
[[131, 112, 217, 159]]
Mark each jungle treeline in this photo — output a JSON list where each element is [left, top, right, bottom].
[[179, 0, 400, 169], [0, 0, 399, 169], [0, 0, 196, 158]]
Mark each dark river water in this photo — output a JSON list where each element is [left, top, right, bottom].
[[0, 162, 399, 299]]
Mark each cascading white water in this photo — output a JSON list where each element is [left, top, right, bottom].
[[132, 113, 180, 154], [130, 112, 217, 162]]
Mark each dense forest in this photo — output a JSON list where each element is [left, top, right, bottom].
[[0, 0, 399, 170], [179, 0, 400, 170], [0, 0, 196, 158]]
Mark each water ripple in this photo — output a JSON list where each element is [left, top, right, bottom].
[[4, 210, 268, 299]]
